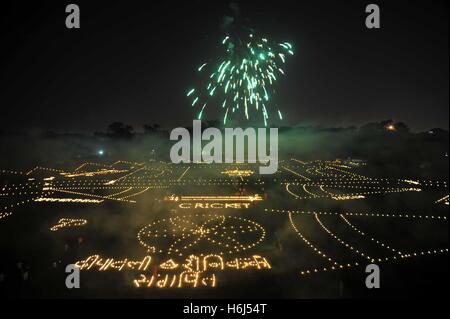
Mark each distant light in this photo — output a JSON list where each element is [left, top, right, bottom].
[[97, 149, 104, 156], [386, 124, 396, 132]]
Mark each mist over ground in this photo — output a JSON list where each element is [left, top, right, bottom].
[[1, 119, 448, 178]]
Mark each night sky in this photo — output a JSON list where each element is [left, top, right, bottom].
[[0, 0, 448, 132]]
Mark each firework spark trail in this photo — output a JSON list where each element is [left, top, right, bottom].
[[187, 33, 294, 126]]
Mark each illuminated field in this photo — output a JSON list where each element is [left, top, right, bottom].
[[0, 159, 448, 297]]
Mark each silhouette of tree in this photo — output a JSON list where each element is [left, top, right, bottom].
[[360, 120, 403, 134], [107, 122, 134, 139], [143, 124, 161, 134], [395, 122, 409, 133]]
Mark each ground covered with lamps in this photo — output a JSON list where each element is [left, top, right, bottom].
[[0, 158, 448, 298]]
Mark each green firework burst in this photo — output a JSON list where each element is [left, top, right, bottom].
[[187, 33, 294, 126]]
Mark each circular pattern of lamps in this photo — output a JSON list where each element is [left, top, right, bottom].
[[137, 213, 266, 256]]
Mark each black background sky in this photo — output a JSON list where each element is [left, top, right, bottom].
[[0, 0, 448, 133]]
